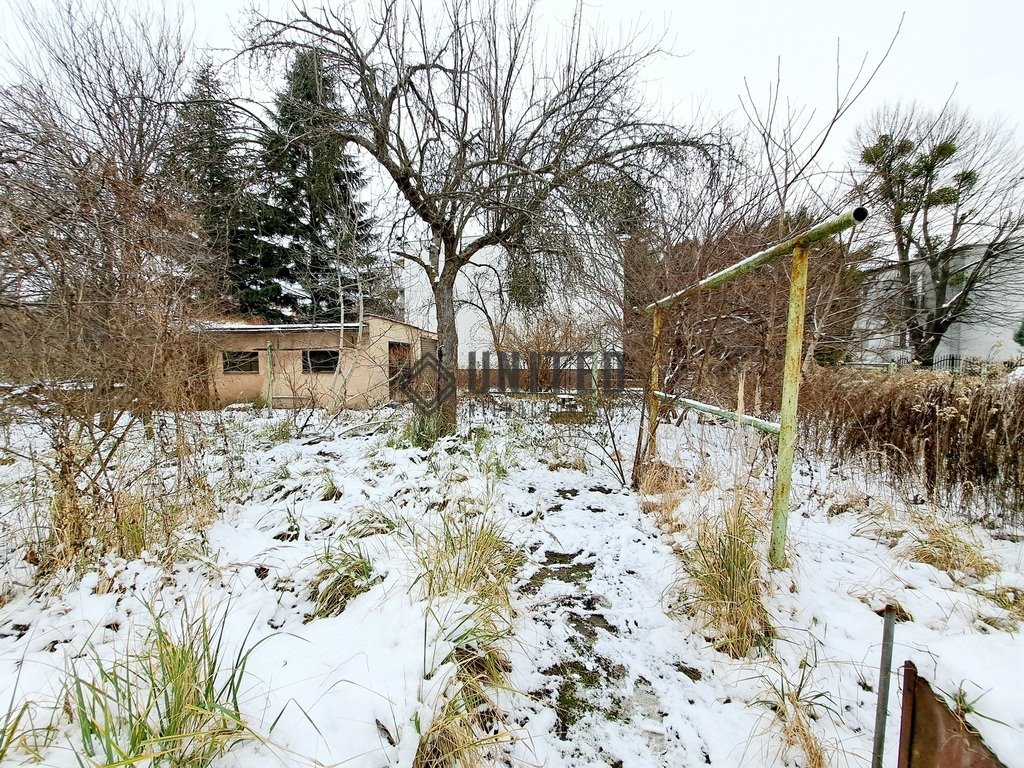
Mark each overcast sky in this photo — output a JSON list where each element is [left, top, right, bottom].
[[4, 0, 1018, 147], [183, 0, 1021, 151], [2, 0, 1021, 345]]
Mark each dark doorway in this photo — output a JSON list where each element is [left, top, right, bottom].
[[389, 342, 411, 401]]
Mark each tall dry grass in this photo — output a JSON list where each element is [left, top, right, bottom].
[[799, 368, 1024, 522], [674, 490, 774, 658], [411, 477, 525, 768]]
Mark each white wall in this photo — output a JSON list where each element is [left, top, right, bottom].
[[939, 298, 1024, 362]]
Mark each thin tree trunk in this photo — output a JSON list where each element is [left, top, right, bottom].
[[434, 271, 459, 433]]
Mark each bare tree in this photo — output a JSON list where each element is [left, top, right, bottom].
[[0, 0, 215, 569], [852, 103, 1024, 365], [247, 0, 715, 429]]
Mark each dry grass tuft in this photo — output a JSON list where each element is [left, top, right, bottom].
[[414, 619, 514, 768], [900, 511, 999, 581], [412, 508, 521, 768], [412, 698, 508, 768], [638, 461, 688, 533], [776, 697, 829, 768], [416, 514, 524, 611], [756, 656, 835, 768], [675, 492, 774, 658], [309, 542, 376, 619], [975, 586, 1024, 624]]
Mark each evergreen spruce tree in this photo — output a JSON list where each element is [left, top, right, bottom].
[[171, 63, 297, 321], [263, 50, 387, 323], [1015, 317, 1024, 348]]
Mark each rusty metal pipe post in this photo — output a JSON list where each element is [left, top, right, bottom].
[[872, 605, 897, 768], [644, 306, 665, 466], [768, 245, 809, 568]]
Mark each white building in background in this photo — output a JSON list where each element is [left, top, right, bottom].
[[854, 247, 1024, 365], [936, 293, 1023, 363]]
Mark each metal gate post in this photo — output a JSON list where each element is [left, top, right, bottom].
[[644, 306, 665, 464], [768, 245, 809, 568], [872, 605, 897, 768]]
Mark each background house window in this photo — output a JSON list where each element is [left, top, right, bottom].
[[223, 351, 259, 374], [303, 350, 340, 373]]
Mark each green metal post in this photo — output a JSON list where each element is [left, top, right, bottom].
[[644, 307, 665, 464], [769, 245, 809, 568]]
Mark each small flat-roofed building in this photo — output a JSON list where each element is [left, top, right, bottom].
[[205, 315, 438, 409]]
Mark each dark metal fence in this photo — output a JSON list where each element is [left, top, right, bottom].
[[843, 354, 1024, 375]]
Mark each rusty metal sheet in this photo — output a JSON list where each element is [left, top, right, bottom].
[[897, 661, 1007, 768]]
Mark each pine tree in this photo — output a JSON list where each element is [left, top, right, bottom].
[[171, 63, 297, 321], [263, 50, 387, 322]]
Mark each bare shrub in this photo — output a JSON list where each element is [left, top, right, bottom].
[[800, 368, 1024, 522], [0, 0, 218, 574]]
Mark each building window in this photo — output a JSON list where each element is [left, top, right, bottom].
[[420, 338, 438, 361], [303, 350, 340, 373], [223, 351, 259, 374]]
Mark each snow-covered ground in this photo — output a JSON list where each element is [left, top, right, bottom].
[[0, 401, 1021, 767]]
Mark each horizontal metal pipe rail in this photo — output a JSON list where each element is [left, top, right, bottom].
[[642, 206, 869, 314], [655, 391, 780, 434]]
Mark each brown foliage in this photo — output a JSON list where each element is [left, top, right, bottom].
[[624, 211, 864, 403], [800, 368, 1024, 521]]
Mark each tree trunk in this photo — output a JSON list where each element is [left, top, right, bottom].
[[912, 330, 944, 367], [434, 270, 459, 433], [910, 314, 950, 367]]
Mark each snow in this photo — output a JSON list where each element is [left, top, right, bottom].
[[1, 402, 1022, 767], [202, 321, 362, 332]]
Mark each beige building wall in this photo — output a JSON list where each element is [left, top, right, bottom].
[[208, 317, 436, 409]]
